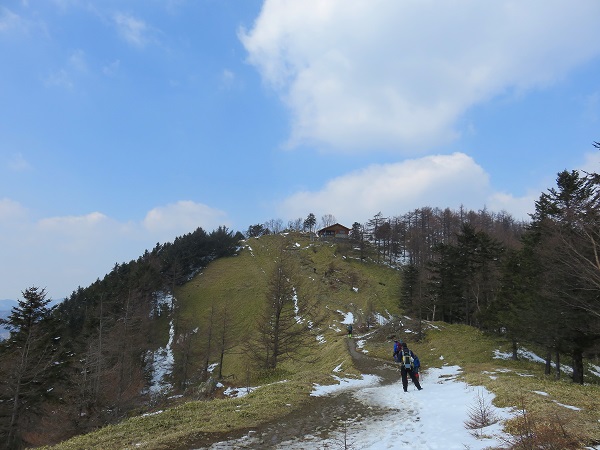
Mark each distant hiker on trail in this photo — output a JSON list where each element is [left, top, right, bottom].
[[394, 340, 422, 392], [347, 324, 353, 338], [392, 338, 402, 362]]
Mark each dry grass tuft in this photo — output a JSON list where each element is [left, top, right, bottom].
[[501, 399, 586, 450]]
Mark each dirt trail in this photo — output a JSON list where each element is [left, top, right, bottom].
[[190, 339, 401, 449]]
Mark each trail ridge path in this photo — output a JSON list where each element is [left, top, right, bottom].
[[197, 338, 406, 449]]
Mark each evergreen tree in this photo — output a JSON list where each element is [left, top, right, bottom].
[[304, 213, 317, 234], [527, 169, 600, 383], [495, 236, 562, 363], [429, 224, 503, 326], [246, 223, 266, 238], [400, 263, 428, 339], [0, 287, 65, 449], [430, 241, 464, 323], [401, 264, 419, 313]]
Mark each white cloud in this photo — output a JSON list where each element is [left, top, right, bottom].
[[143, 200, 228, 235], [240, 0, 600, 152], [42, 49, 88, 89], [0, 198, 28, 222], [486, 191, 538, 222], [39, 211, 113, 234], [580, 149, 600, 174], [113, 12, 155, 47], [36, 212, 134, 256], [277, 152, 534, 226], [0, 7, 23, 32], [0, 6, 20, 31], [43, 68, 73, 89], [0, 200, 229, 299]]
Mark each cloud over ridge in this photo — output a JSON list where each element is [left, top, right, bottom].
[[279, 153, 490, 223], [0, 199, 229, 299], [241, 0, 600, 152]]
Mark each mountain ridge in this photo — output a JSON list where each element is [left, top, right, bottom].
[[44, 232, 600, 449]]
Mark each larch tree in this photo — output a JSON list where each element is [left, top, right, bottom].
[[215, 299, 238, 380], [248, 242, 324, 370]]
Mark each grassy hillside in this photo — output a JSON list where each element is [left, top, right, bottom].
[[44, 233, 600, 449], [175, 233, 401, 382]]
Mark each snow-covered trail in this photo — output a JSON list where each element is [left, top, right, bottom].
[[292, 365, 513, 450], [205, 340, 513, 450]]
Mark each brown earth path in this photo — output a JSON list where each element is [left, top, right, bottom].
[[189, 338, 403, 449]]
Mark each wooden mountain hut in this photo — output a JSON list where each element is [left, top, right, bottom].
[[317, 223, 351, 239]]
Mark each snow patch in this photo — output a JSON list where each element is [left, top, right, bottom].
[[589, 363, 600, 378], [494, 347, 574, 374], [311, 374, 380, 397], [151, 291, 174, 318], [339, 311, 354, 325], [373, 311, 391, 325], [223, 386, 256, 398], [146, 318, 175, 396], [554, 401, 581, 411], [355, 339, 368, 353]]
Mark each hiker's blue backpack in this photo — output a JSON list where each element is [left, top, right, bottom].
[[413, 354, 420, 370]]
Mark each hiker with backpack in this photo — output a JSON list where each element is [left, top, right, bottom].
[[393, 340, 423, 392]]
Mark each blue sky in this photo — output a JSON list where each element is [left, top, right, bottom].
[[1, 0, 599, 300]]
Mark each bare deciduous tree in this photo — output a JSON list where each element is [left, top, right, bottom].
[[320, 214, 336, 228], [248, 241, 324, 370]]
